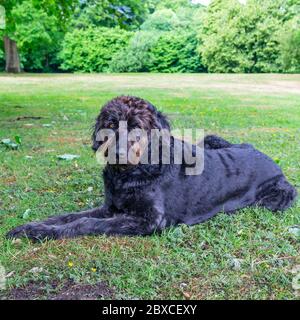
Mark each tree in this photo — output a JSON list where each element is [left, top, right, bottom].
[[147, 0, 197, 12], [10, 1, 64, 71], [72, 0, 149, 30], [148, 30, 204, 73], [0, 0, 77, 73], [278, 16, 300, 72], [198, 0, 246, 73], [199, 0, 299, 73], [109, 7, 204, 73], [109, 30, 160, 72], [141, 9, 180, 31]]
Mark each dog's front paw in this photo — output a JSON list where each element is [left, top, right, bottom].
[[6, 224, 31, 239], [6, 223, 57, 241]]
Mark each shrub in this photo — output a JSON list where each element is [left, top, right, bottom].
[[278, 18, 300, 72], [199, 0, 253, 73], [110, 7, 204, 74], [140, 9, 180, 31], [110, 30, 204, 73], [59, 27, 132, 72], [148, 31, 204, 73], [109, 31, 160, 72], [199, 0, 299, 73]]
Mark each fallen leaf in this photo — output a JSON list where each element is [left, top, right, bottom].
[[183, 292, 191, 299], [288, 226, 300, 237], [22, 209, 31, 219], [6, 271, 15, 278], [57, 154, 80, 161], [227, 255, 243, 271], [1, 138, 19, 150], [15, 135, 22, 145], [29, 267, 43, 274], [12, 239, 22, 245], [1, 138, 11, 144]]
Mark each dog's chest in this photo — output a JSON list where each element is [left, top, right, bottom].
[[112, 186, 154, 213]]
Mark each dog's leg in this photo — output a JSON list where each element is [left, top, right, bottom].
[[6, 206, 112, 239], [7, 214, 161, 241], [38, 206, 112, 226]]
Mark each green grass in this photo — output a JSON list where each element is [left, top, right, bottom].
[[0, 73, 299, 300]]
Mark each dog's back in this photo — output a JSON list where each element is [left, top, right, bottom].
[[162, 143, 297, 226]]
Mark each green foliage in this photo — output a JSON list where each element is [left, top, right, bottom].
[[72, 0, 148, 30], [199, 0, 299, 73], [0, 5, 5, 29], [148, 31, 204, 73], [175, 6, 205, 30], [110, 31, 159, 72], [1, 135, 21, 150], [0, 0, 77, 72], [32, 0, 78, 24], [1, 0, 298, 73], [141, 6, 204, 32], [110, 8, 203, 72], [0, 0, 77, 34], [11, 1, 64, 71], [278, 17, 300, 72], [147, 0, 196, 12], [141, 9, 180, 31], [110, 7, 204, 73], [59, 27, 132, 72], [110, 30, 204, 73]]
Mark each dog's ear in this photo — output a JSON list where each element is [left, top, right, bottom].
[[155, 110, 170, 130], [91, 128, 100, 152], [91, 115, 102, 152]]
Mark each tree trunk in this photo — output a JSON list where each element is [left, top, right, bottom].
[[4, 36, 21, 73]]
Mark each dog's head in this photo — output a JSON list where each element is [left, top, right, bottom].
[[92, 96, 170, 167]]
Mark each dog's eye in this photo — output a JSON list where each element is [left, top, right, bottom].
[[109, 124, 115, 129]]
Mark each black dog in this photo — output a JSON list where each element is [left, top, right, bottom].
[[7, 96, 297, 240]]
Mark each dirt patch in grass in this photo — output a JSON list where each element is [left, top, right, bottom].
[[0, 176, 17, 185], [1, 280, 115, 300], [206, 81, 300, 95], [2, 74, 299, 95], [11, 116, 44, 121], [46, 136, 82, 144]]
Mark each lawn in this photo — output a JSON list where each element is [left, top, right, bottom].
[[0, 73, 299, 300]]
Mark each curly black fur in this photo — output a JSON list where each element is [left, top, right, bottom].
[[7, 96, 297, 241]]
